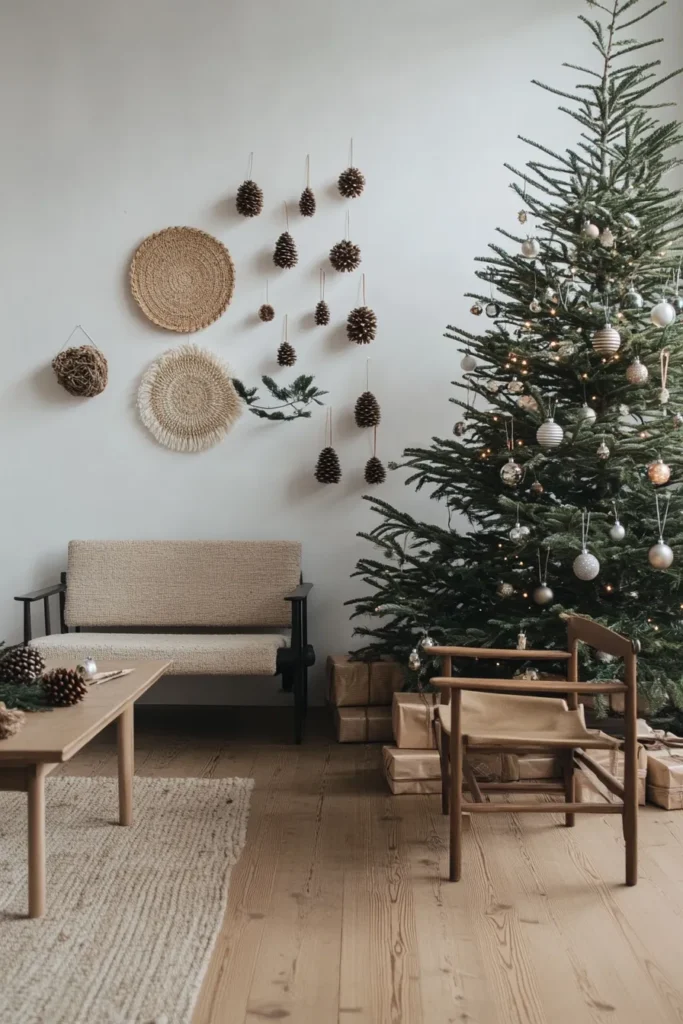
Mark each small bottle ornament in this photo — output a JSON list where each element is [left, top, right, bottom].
[[625, 357, 648, 385], [517, 630, 528, 651], [592, 324, 621, 356]]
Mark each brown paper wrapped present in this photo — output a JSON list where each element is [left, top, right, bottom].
[[646, 732, 683, 809], [327, 655, 404, 707], [518, 754, 563, 780], [392, 692, 439, 749], [335, 706, 393, 743], [576, 744, 647, 806], [383, 746, 440, 783]]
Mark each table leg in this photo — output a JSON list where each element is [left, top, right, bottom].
[[117, 704, 134, 826], [27, 765, 46, 919]]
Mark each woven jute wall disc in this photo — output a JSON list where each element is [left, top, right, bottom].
[[130, 227, 235, 333], [137, 344, 243, 452]]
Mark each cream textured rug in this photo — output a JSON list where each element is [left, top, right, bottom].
[[0, 775, 254, 1024]]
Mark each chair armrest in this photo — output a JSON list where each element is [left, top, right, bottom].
[[429, 646, 571, 660], [285, 583, 313, 602], [14, 582, 65, 603], [431, 677, 628, 695]]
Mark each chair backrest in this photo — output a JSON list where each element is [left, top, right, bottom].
[[64, 540, 302, 628]]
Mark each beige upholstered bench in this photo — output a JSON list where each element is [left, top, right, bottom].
[[15, 540, 314, 742]]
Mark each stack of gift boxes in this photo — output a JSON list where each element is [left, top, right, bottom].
[[327, 655, 403, 743]]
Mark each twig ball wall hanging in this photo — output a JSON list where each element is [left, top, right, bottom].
[[258, 280, 275, 322], [273, 204, 298, 269], [130, 226, 235, 332], [337, 139, 365, 199], [315, 410, 342, 483], [347, 274, 377, 344], [277, 314, 297, 367], [299, 155, 316, 217], [330, 213, 361, 273], [137, 343, 243, 452], [315, 269, 330, 325], [52, 326, 108, 398], [235, 153, 264, 217]]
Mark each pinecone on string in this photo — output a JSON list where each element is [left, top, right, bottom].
[[330, 239, 361, 273], [273, 232, 298, 269], [277, 342, 297, 367], [314, 300, 330, 326], [0, 645, 46, 684], [299, 187, 316, 217], [236, 179, 264, 217], [354, 391, 381, 428], [338, 167, 365, 199], [259, 303, 275, 322], [40, 667, 88, 707], [364, 456, 386, 485], [315, 447, 341, 484], [347, 306, 377, 344]]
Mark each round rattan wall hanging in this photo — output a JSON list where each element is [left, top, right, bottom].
[[130, 227, 235, 333], [137, 344, 243, 452]]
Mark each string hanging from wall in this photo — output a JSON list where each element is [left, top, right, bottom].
[[355, 358, 381, 427], [337, 138, 366, 199], [52, 324, 108, 398], [315, 408, 342, 483], [273, 202, 298, 269], [277, 314, 297, 367], [330, 211, 361, 273], [347, 273, 377, 344], [315, 269, 330, 325], [299, 154, 316, 217], [364, 425, 386, 485], [258, 280, 275, 322], [236, 152, 264, 217]]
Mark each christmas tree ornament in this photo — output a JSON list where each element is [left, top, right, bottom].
[[509, 506, 530, 543], [0, 645, 46, 684], [485, 380, 502, 394], [76, 656, 97, 679], [530, 480, 544, 496], [536, 404, 563, 449], [470, 301, 483, 316], [518, 209, 528, 224], [355, 388, 381, 429], [609, 503, 625, 542], [673, 412, 683, 429], [421, 634, 436, 649], [485, 301, 500, 318], [557, 340, 577, 359], [582, 222, 600, 239], [592, 324, 621, 355], [649, 493, 674, 569], [337, 140, 365, 198], [625, 356, 648, 385], [453, 421, 466, 436], [41, 667, 89, 706], [315, 410, 341, 484], [543, 286, 558, 304], [595, 650, 615, 663], [408, 648, 421, 671], [521, 237, 541, 259], [258, 280, 275, 322], [573, 510, 600, 580], [347, 275, 377, 344], [507, 377, 524, 394], [596, 437, 610, 460], [599, 227, 616, 248], [315, 269, 330, 325], [651, 300, 676, 328], [659, 349, 670, 404], [517, 630, 528, 650], [496, 581, 514, 598], [529, 297, 542, 313], [518, 394, 539, 413], [647, 457, 671, 486], [670, 295, 683, 315], [364, 454, 386, 485], [577, 402, 597, 426], [622, 287, 644, 310], [461, 351, 477, 372], [330, 213, 361, 272], [273, 205, 298, 269], [299, 155, 316, 216], [622, 212, 640, 229], [533, 547, 554, 605], [276, 315, 296, 367], [235, 154, 264, 217], [500, 457, 523, 487]]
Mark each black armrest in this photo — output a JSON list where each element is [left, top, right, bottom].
[[285, 582, 313, 601], [14, 582, 65, 603]]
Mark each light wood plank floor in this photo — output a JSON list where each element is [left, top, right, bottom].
[[59, 708, 683, 1024]]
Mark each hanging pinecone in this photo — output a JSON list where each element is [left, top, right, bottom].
[[354, 391, 381, 428], [299, 187, 316, 217], [338, 167, 365, 199], [364, 456, 386, 485], [315, 300, 330, 326], [347, 306, 377, 344], [0, 645, 46, 684], [330, 239, 361, 273], [40, 667, 88, 707], [236, 179, 264, 218], [273, 232, 298, 269], [259, 303, 275, 322], [277, 342, 297, 367], [315, 447, 341, 484]]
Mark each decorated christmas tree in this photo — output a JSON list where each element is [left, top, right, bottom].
[[349, 0, 683, 715]]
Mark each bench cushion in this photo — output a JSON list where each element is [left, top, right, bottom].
[[31, 632, 289, 676], [64, 540, 301, 628]]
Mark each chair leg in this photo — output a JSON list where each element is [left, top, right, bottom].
[[439, 727, 450, 816], [564, 749, 576, 827], [293, 662, 305, 745], [449, 691, 463, 882]]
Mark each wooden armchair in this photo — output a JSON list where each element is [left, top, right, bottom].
[[431, 615, 640, 886]]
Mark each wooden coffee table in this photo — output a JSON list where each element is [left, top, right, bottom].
[[0, 659, 170, 918]]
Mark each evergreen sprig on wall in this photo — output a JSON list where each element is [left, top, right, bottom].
[[233, 375, 328, 421]]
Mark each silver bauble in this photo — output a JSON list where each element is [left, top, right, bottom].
[[77, 656, 97, 679], [453, 421, 466, 436], [543, 287, 558, 303], [648, 541, 674, 570], [573, 549, 600, 580], [470, 301, 483, 317], [533, 584, 554, 605], [592, 324, 621, 355], [421, 635, 436, 650], [609, 521, 626, 542], [651, 301, 677, 328], [497, 581, 515, 598], [500, 457, 524, 488], [622, 288, 644, 310], [577, 403, 597, 426], [521, 238, 541, 259], [582, 222, 600, 239], [671, 296, 683, 315], [536, 417, 564, 448], [509, 523, 530, 543], [485, 380, 501, 393], [625, 357, 648, 385], [529, 298, 542, 313], [460, 352, 477, 372], [596, 439, 610, 460], [599, 227, 615, 248], [408, 648, 421, 671], [485, 301, 501, 318]]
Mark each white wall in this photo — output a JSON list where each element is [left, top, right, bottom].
[[1, 0, 681, 705]]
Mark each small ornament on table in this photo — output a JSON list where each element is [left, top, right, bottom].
[[536, 400, 563, 449], [521, 237, 541, 259], [408, 648, 421, 672], [651, 300, 676, 329], [649, 493, 674, 569], [599, 227, 615, 249], [581, 221, 600, 239], [347, 275, 377, 344], [533, 547, 554, 606], [647, 456, 671, 486], [592, 323, 621, 356], [329, 212, 361, 272], [516, 630, 527, 651], [509, 504, 530, 543], [573, 510, 600, 580], [315, 269, 330, 325], [470, 301, 484, 316], [235, 153, 264, 217], [609, 502, 626, 543], [659, 348, 670, 405], [273, 204, 298, 269], [625, 356, 648, 386], [314, 409, 341, 484], [76, 656, 97, 680], [299, 155, 316, 216], [496, 581, 515, 599], [596, 437, 610, 460], [461, 351, 477, 372], [337, 139, 365, 198]]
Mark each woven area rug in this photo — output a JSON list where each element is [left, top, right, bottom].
[[0, 775, 254, 1024]]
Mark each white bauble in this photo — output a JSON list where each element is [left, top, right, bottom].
[[625, 357, 648, 385], [577, 403, 597, 426], [536, 417, 564, 448], [651, 301, 677, 328], [648, 542, 674, 570], [610, 521, 626, 543], [573, 549, 600, 580], [533, 584, 554, 605], [592, 324, 621, 355], [582, 222, 600, 239], [460, 352, 477, 372], [599, 227, 615, 248], [521, 238, 541, 259]]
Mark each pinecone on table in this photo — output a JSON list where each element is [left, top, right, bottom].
[[259, 303, 275, 322], [338, 167, 365, 199], [315, 447, 341, 484], [273, 232, 298, 269], [330, 239, 361, 273], [314, 300, 330, 326], [347, 306, 377, 344], [277, 342, 297, 367], [299, 187, 316, 217], [354, 391, 381, 428], [236, 179, 264, 217], [0, 645, 46, 684], [364, 456, 386, 485], [41, 667, 88, 707]]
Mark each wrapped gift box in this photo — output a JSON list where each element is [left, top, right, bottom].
[[645, 732, 683, 809], [518, 754, 563, 780], [392, 692, 439, 749], [327, 655, 404, 707], [576, 745, 647, 806], [335, 706, 393, 743], [382, 746, 441, 794]]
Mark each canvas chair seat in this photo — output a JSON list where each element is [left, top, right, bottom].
[[438, 690, 621, 750]]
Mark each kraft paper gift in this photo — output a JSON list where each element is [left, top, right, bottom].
[[392, 692, 439, 749], [327, 655, 404, 707], [518, 754, 563, 780], [576, 745, 647, 806], [645, 732, 683, 809], [335, 706, 393, 743]]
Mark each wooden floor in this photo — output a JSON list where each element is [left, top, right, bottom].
[[59, 707, 683, 1024]]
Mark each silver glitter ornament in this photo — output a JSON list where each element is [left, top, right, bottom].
[[649, 542, 674, 570], [408, 648, 421, 671], [509, 522, 530, 543], [622, 288, 644, 310], [533, 584, 554, 605], [76, 656, 97, 679], [517, 394, 539, 413], [485, 380, 501, 393], [461, 352, 477, 372], [592, 324, 621, 355], [500, 457, 524, 488], [610, 520, 626, 542], [651, 301, 676, 328], [625, 357, 648, 385], [485, 301, 501, 318], [521, 238, 541, 258], [496, 581, 515, 598], [536, 417, 564, 449], [577, 403, 597, 426], [573, 549, 600, 581]]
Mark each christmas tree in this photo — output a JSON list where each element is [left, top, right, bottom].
[[349, 0, 683, 715]]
